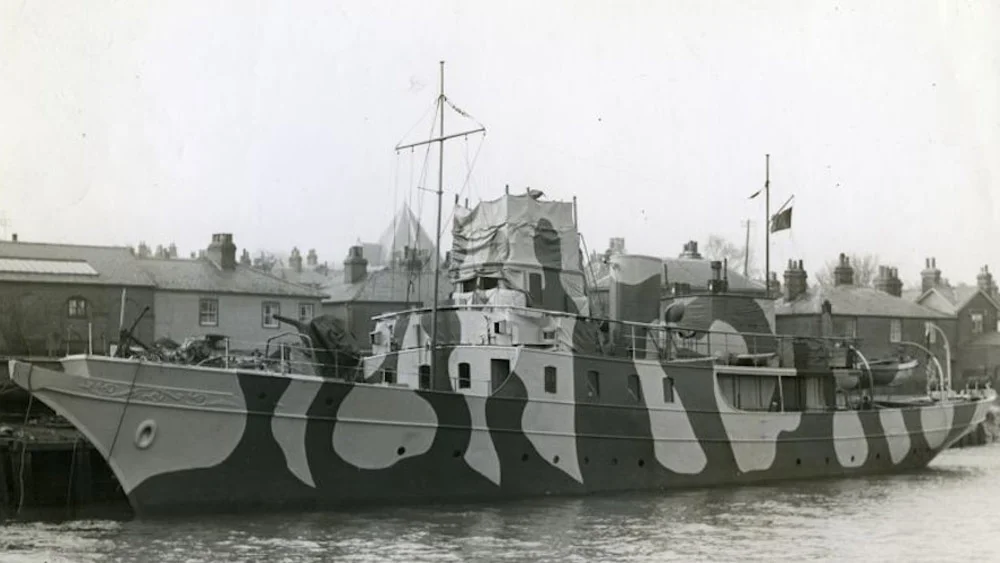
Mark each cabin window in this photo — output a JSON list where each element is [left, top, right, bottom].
[[262, 302, 280, 328], [972, 312, 984, 334], [627, 373, 642, 404], [662, 377, 675, 403], [298, 303, 315, 322], [542, 330, 556, 340], [481, 277, 499, 290], [419, 364, 431, 390], [199, 298, 219, 326], [544, 366, 557, 394], [717, 373, 780, 412], [67, 297, 88, 319], [370, 331, 383, 346], [490, 358, 510, 393], [586, 370, 601, 399], [889, 319, 901, 343], [458, 362, 471, 389], [493, 321, 507, 335], [383, 369, 396, 384]]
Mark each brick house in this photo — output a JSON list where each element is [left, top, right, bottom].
[[907, 258, 1000, 385], [775, 255, 953, 370], [0, 235, 155, 356], [137, 234, 327, 351]]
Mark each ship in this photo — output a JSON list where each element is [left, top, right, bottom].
[[8, 64, 996, 518]]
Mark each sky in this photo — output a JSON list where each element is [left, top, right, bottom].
[[1, 0, 997, 288]]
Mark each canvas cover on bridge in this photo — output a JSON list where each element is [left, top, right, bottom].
[[451, 194, 589, 315]]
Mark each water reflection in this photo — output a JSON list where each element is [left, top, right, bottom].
[[3, 446, 999, 563]]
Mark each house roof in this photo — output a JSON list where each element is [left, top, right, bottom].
[[138, 258, 326, 298], [915, 285, 1000, 314], [775, 285, 951, 319], [592, 257, 765, 293], [323, 267, 451, 304], [0, 240, 154, 287], [271, 266, 337, 289]]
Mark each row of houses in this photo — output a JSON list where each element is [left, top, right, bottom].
[[0, 206, 447, 358], [5, 206, 1000, 390], [590, 238, 1000, 388]]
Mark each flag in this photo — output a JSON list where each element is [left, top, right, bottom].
[[770, 206, 792, 233], [748, 186, 764, 199]]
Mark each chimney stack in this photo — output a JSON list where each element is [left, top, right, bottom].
[[11, 233, 17, 242], [783, 259, 808, 301], [239, 249, 251, 266], [289, 247, 303, 273], [874, 265, 903, 297], [679, 240, 702, 259], [977, 265, 997, 299], [344, 245, 368, 284], [921, 257, 942, 293], [306, 248, 318, 267], [608, 237, 626, 256], [833, 253, 855, 286], [768, 271, 781, 296], [206, 233, 237, 271]]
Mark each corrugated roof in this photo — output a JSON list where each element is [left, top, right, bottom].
[[775, 285, 951, 319], [138, 258, 326, 298], [0, 240, 154, 286], [323, 267, 450, 304]]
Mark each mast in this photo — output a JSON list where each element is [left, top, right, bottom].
[[765, 154, 771, 298], [430, 61, 445, 383], [394, 62, 485, 384]]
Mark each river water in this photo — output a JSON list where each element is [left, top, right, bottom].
[[3, 445, 999, 563]]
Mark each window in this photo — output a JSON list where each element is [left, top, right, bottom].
[[889, 319, 901, 343], [67, 297, 88, 319], [972, 312, 984, 334], [298, 303, 314, 322], [490, 359, 510, 393], [662, 377, 675, 403], [833, 317, 857, 338], [627, 373, 642, 404], [586, 370, 600, 399], [458, 362, 471, 389], [419, 364, 431, 390], [262, 302, 280, 328], [199, 298, 219, 326], [544, 366, 557, 394]]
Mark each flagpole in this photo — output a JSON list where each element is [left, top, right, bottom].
[[765, 154, 770, 299]]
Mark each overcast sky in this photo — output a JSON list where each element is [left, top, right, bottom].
[[1, 1, 997, 287]]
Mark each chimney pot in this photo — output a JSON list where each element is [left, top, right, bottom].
[[344, 245, 368, 284], [11, 233, 17, 242]]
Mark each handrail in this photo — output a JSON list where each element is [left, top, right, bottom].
[[372, 302, 860, 346]]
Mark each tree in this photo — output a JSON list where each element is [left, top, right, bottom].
[[814, 253, 880, 288], [703, 235, 758, 278]]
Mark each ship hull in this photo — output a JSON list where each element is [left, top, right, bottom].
[[9, 355, 994, 518]]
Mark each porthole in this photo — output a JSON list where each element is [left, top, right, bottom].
[[796, 458, 801, 466], [397, 446, 406, 456], [453, 450, 462, 458], [553, 455, 560, 464], [521, 453, 529, 462], [611, 457, 619, 466], [637, 459, 645, 467], [134, 419, 157, 450]]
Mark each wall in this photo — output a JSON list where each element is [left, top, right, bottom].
[[154, 291, 322, 351], [776, 314, 958, 369], [956, 292, 998, 345], [0, 282, 154, 356]]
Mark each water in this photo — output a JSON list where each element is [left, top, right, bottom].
[[4, 445, 999, 563]]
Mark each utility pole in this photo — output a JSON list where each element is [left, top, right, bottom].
[[741, 219, 752, 277]]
